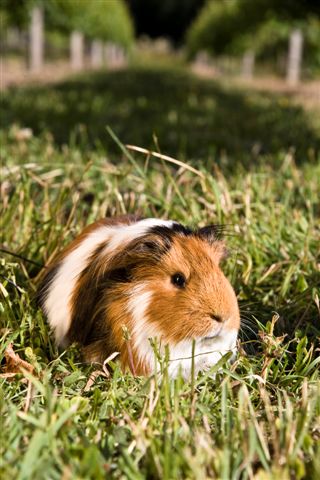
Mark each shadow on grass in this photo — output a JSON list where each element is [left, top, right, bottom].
[[1, 65, 319, 163]]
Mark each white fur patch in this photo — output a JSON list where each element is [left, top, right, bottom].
[[103, 218, 174, 254], [166, 328, 238, 379], [44, 227, 112, 344], [44, 218, 173, 346], [127, 284, 158, 370]]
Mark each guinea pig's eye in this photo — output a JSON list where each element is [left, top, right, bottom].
[[171, 273, 186, 289]]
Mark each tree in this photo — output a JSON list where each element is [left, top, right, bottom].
[[187, 0, 320, 57], [0, 0, 35, 29], [45, 0, 134, 48], [1, 0, 134, 48]]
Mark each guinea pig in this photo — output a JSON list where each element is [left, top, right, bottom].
[[37, 215, 240, 378]]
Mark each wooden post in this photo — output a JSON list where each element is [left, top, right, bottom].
[[104, 42, 127, 68], [104, 42, 117, 67], [114, 45, 127, 67], [242, 50, 255, 79], [286, 29, 303, 86], [90, 40, 103, 68], [29, 6, 44, 72], [195, 51, 210, 68], [70, 31, 84, 70]]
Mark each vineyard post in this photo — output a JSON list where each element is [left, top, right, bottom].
[[242, 50, 255, 79], [90, 40, 103, 68], [29, 6, 44, 71], [70, 31, 84, 70], [286, 29, 303, 86]]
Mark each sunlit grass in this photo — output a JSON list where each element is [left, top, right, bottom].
[[1, 125, 319, 479], [1, 64, 319, 161]]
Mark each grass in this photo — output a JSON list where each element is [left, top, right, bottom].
[[1, 64, 320, 161], [1, 64, 320, 479]]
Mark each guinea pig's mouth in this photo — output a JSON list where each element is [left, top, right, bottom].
[[202, 335, 219, 342], [202, 326, 223, 342], [202, 332, 222, 342]]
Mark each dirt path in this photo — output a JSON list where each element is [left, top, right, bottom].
[[191, 63, 320, 110], [1, 58, 96, 90], [1, 58, 126, 90], [229, 76, 320, 110]]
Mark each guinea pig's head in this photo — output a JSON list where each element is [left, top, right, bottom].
[[103, 223, 240, 377]]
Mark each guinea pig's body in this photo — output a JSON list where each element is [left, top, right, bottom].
[[38, 215, 240, 378]]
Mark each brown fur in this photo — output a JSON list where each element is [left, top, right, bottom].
[[39, 217, 240, 376]]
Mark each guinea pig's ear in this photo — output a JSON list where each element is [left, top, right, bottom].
[[129, 234, 171, 259], [196, 225, 225, 244], [106, 234, 169, 274], [196, 225, 227, 264]]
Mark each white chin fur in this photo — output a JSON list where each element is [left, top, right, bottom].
[[166, 329, 238, 379]]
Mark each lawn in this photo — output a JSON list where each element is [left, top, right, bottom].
[[1, 64, 320, 479], [1, 64, 320, 161]]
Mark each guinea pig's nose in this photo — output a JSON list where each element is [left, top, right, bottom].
[[210, 314, 223, 323]]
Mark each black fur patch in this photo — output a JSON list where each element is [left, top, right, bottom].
[[67, 243, 115, 345], [107, 267, 132, 283], [148, 222, 223, 245], [196, 225, 225, 243], [171, 223, 193, 236], [67, 266, 112, 345], [149, 223, 192, 239]]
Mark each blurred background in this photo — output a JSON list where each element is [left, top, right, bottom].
[[1, 0, 319, 161]]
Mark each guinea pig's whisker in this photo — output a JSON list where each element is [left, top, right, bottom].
[[239, 330, 253, 342], [240, 317, 255, 326], [240, 324, 258, 336], [240, 316, 256, 327], [239, 303, 260, 309], [239, 323, 257, 338], [240, 312, 256, 326], [239, 312, 260, 321], [240, 324, 256, 335]]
